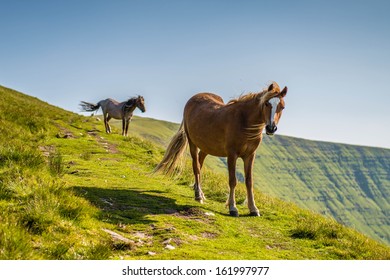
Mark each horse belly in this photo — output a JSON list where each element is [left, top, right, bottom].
[[105, 103, 123, 119], [190, 130, 228, 157]]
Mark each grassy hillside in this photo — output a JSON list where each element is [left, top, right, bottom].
[[1, 85, 389, 260], [116, 116, 390, 246], [251, 136, 390, 245]]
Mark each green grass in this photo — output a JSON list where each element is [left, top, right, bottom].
[[247, 135, 390, 246], [1, 85, 389, 260]]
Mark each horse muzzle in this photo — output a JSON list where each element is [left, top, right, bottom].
[[265, 124, 277, 135]]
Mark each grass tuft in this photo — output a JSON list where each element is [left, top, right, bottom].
[[48, 149, 65, 177]]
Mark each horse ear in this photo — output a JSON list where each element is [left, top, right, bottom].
[[280, 86, 288, 97], [268, 83, 274, 92]]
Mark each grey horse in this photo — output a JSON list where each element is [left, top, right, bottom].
[[80, 96, 146, 136]]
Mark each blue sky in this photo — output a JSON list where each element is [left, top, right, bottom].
[[1, 0, 389, 148]]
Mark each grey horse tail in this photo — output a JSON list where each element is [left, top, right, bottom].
[[79, 101, 100, 113]]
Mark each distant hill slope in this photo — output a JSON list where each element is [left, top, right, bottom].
[[251, 135, 390, 245], [1, 85, 389, 260], [112, 115, 390, 245]]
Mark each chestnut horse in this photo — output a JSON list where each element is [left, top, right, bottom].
[[80, 96, 146, 136], [155, 82, 287, 216]]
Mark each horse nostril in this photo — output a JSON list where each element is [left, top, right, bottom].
[[266, 124, 277, 135]]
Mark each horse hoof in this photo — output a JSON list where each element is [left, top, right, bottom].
[[229, 211, 239, 217], [250, 211, 261, 217], [195, 198, 204, 204]]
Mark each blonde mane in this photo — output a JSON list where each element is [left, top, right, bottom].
[[226, 82, 281, 141], [227, 81, 281, 106]]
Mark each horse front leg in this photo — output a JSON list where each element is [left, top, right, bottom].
[[121, 118, 126, 136], [125, 118, 131, 137], [189, 141, 205, 203], [243, 153, 260, 216], [227, 154, 239, 216]]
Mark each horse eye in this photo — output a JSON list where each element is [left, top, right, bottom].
[[265, 102, 270, 107]]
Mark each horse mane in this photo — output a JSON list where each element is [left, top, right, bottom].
[[122, 97, 137, 114], [126, 96, 138, 103], [227, 81, 281, 106], [227, 82, 281, 141], [125, 95, 142, 106]]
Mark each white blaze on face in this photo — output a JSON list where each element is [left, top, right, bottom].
[[268, 97, 280, 125]]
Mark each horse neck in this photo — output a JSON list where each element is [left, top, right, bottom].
[[123, 99, 137, 113], [237, 97, 266, 125], [236, 97, 267, 140]]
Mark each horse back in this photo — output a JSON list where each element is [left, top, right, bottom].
[[99, 98, 124, 119], [183, 92, 262, 157], [183, 93, 233, 156], [188, 92, 224, 104], [184, 93, 226, 115]]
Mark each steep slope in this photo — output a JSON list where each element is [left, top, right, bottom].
[[1, 85, 389, 260], [252, 136, 390, 245], [112, 116, 390, 245]]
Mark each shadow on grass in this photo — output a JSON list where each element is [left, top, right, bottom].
[[72, 186, 187, 225]]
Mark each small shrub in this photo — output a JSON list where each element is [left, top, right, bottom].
[[290, 215, 342, 241], [291, 227, 317, 240], [80, 152, 92, 160]]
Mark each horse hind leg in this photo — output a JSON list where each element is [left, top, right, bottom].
[[103, 114, 110, 134], [189, 141, 205, 203], [106, 116, 112, 133], [199, 151, 207, 170], [196, 151, 207, 201]]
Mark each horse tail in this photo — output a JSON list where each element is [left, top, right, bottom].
[[154, 121, 188, 176], [79, 101, 100, 113]]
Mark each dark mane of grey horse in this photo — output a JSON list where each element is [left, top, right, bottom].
[[124, 97, 137, 110]]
